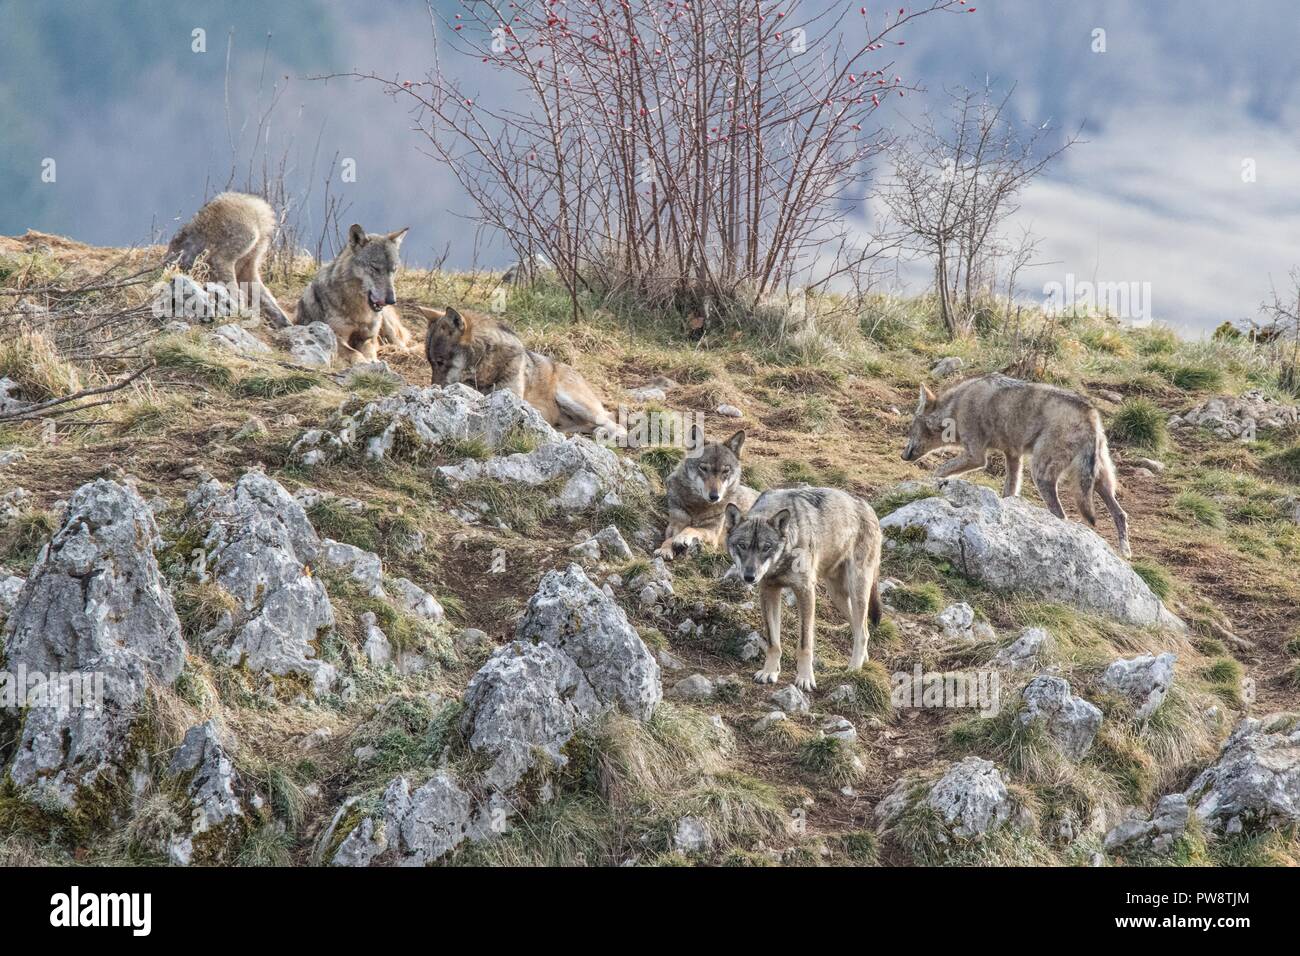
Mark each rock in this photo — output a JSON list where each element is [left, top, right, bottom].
[[1183, 713, 1300, 835], [182, 472, 336, 694], [1018, 676, 1102, 761], [770, 685, 810, 715], [822, 716, 858, 743], [992, 627, 1050, 670], [166, 721, 246, 865], [331, 773, 475, 867], [629, 557, 674, 609], [827, 684, 858, 707], [0, 574, 24, 617], [277, 321, 337, 367], [881, 479, 1183, 630], [877, 757, 1018, 842], [460, 640, 603, 792], [752, 711, 788, 733], [1104, 794, 1190, 854], [936, 602, 976, 639], [1131, 457, 1165, 474], [1102, 652, 1176, 720], [387, 576, 444, 623], [673, 816, 712, 853], [715, 404, 743, 418], [1094, 389, 1124, 404], [0, 486, 32, 523], [292, 383, 555, 465], [670, 674, 716, 700], [1174, 391, 1298, 434], [515, 564, 661, 721], [2, 480, 185, 804], [342, 360, 401, 385], [737, 630, 766, 662], [361, 612, 392, 667], [657, 648, 685, 671], [931, 356, 964, 377], [232, 416, 268, 442], [628, 385, 667, 403], [569, 524, 633, 563], [0, 377, 32, 415], [206, 323, 270, 356], [454, 627, 491, 656], [320, 539, 385, 597]]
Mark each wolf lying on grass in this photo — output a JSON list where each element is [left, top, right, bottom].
[[165, 191, 289, 327], [419, 305, 624, 439], [725, 487, 883, 692], [295, 224, 415, 365], [658, 427, 758, 560], [902, 373, 1131, 557]]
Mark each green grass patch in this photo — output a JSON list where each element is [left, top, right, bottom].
[[1108, 398, 1167, 452]]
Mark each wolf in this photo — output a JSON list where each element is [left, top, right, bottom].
[[725, 487, 883, 692], [657, 427, 759, 560], [165, 191, 289, 327], [419, 305, 623, 438], [901, 373, 1130, 557], [295, 224, 415, 364]]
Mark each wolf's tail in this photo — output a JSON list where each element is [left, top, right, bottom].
[[868, 577, 883, 626], [1076, 416, 1103, 526]]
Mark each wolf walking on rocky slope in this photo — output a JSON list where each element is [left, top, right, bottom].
[[902, 373, 1131, 558]]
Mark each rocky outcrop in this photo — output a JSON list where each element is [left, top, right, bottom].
[[166, 721, 247, 866], [880, 480, 1183, 630], [877, 757, 1024, 843], [1183, 714, 1300, 835], [1018, 676, 1102, 761], [329, 565, 661, 866], [183, 472, 336, 695], [2, 480, 185, 805], [1101, 652, 1176, 721], [1104, 794, 1190, 854], [1170, 391, 1298, 438]]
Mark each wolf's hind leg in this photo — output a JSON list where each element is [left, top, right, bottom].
[[1031, 462, 1067, 519], [1097, 470, 1131, 558], [1002, 454, 1024, 497], [844, 564, 871, 670], [755, 584, 783, 685]]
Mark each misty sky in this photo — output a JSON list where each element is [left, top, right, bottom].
[[1, 0, 1297, 333]]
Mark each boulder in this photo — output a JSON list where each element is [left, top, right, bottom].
[[670, 674, 716, 700], [320, 539, 385, 597], [569, 524, 634, 563], [1183, 714, 1300, 835], [1101, 652, 1176, 720], [877, 757, 1020, 842], [880, 480, 1183, 630], [1018, 676, 1102, 761], [2, 480, 185, 804], [207, 323, 270, 356], [992, 627, 1051, 670], [183, 472, 336, 694], [770, 684, 810, 715], [387, 576, 445, 623], [277, 321, 336, 367], [330, 773, 476, 867], [1104, 794, 1189, 854], [440, 438, 649, 512], [0, 574, 23, 617], [166, 721, 246, 865], [931, 356, 964, 378]]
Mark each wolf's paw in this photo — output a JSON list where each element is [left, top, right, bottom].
[[794, 669, 817, 692], [1120, 540, 1133, 560], [753, 668, 780, 685], [655, 541, 676, 561], [671, 532, 701, 557]]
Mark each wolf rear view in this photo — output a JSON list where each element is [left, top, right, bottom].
[[902, 373, 1130, 557]]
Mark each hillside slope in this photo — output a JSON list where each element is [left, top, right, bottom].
[[1, 232, 1298, 866]]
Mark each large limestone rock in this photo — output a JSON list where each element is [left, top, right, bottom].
[[291, 383, 555, 465], [876, 756, 1022, 843], [328, 773, 477, 868], [515, 563, 661, 721], [166, 721, 247, 865], [880, 480, 1183, 630], [2, 480, 185, 804], [1018, 675, 1102, 761], [1183, 714, 1300, 835], [183, 472, 336, 694]]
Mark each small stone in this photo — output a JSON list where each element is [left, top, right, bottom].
[[670, 674, 715, 700], [770, 684, 810, 714], [716, 404, 743, 419], [752, 711, 787, 733]]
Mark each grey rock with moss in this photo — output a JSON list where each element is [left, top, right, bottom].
[[877, 757, 1021, 843], [331, 773, 475, 867], [993, 627, 1050, 670], [0, 574, 24, 617], [1104, 793, 1189, 854], [166, 721, 245, 866], [880, 479, 1183, 630], [1183, 713, 1300, 835], [207, 323, 270, 356], [1018, 675, 1102, 761], [183, 472, 336, 695], [1101, 652, 1176, 720], [2, 479, 185, 805], [320, 538, 385, 597], [276, 321, 336, 367]]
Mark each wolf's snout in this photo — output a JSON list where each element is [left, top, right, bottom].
[[385, 291, 396, 306], [708, 491, 721, 502], [367, 292, 385, 312], [743, 571, 755, 584]]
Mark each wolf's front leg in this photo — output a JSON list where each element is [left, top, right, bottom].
[[936, 449, 988, 479], [793, 584, 818, 692], [754, 583, 783, 684]]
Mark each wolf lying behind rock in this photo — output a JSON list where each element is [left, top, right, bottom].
[[902, 373, 1131, 558], [725, 486, 883, 692]]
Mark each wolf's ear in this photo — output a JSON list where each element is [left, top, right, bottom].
[[414, 305, 444, 320], [348, 224, 368, 248], [443, 306, 465, 331], [770, 508, 791, 536], [916, 384, 936, 414], [724, 502, 742, 534], [723, 429, 746, 457], [387, 227, 409, 245]]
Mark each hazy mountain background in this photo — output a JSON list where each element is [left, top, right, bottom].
[[1, 0, 1297, 332]]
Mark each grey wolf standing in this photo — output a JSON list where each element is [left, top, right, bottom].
[[725, 487, 883, 692], [165, 192, 289, 327], [658, 427, 758, 559], [295, 224, 414, 364], [901, 373, 1130, 557], [419, 305, 623, 438]]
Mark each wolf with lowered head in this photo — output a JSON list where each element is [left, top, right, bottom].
[[902, 372, 1130, 557], [657, 426, 758, 560], [725, 487, 883, 692]]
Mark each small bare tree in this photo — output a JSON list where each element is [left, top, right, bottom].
[[883, 84, 1073, 338], [1260, 269, 1300, 394], [332, 0, 975, 324]]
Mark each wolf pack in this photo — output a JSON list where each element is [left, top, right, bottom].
[[167, 191, 1132, 693]]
